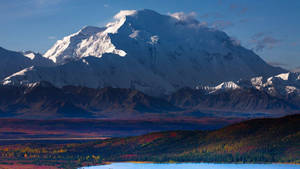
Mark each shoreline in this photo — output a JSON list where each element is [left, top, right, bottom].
[[1, 160, 299, 168], [0, 137, 108, 141], [102, 161, 300, 165]]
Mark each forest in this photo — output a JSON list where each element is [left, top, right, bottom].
[[0, 114, 299, 168]]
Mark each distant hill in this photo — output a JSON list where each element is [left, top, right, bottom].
[[0, 114, 299, 168], [0, 82, 299, 119], [78, 114, 300, 163]]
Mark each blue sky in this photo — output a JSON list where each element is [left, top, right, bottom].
[[0, 0, 299, 70]]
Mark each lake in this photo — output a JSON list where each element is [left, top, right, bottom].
[[80, 162, 300, 169]]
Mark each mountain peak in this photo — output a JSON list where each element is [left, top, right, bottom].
[[44, 25, 105, 64], [43, 9, 228, 65], [113, 10, 137, 20], [201, 72, 300, 97], [216, 81, 240, 90], [79, 26, 105, 36], [275, 72, 300, 81], [3, 10, 286, 95], [113, 9, 160, 20]]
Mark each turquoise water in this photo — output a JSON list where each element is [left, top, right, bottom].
[[80, 163, 300, 169]]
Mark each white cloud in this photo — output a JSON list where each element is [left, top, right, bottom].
[[267, 61, 288, 68], [114, 10, 137, 20], [169, 11, 209, 28], [250, 32, 282, 52], [169, 11, 197, 21]]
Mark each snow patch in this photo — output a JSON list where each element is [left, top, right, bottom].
[[149, 35, 159, 44], [276, 72, 290, 80], [215, 81, 240, 90], [24, 53, 35, 60], [285, 86, 297, 94], [3, 66, 35, 85], [82, 59, 89, 65], [250, 76, 263, 89], [129, 30, 140, 39], [199, 81, 240, 94], [77, 33, 127, 58]]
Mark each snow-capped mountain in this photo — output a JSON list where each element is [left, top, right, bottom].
[[0, 47, 54, 80], [0, 47, 33, 80], [2, 9, 285, 95], [249, 72, 300, 96], [44, 26, 105, 64], [22, 51, 55, 67], [197, 81, 241, 93], [200, 72, 300, 97]]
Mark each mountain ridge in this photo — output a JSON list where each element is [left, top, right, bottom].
[[0, 81, 298, 119], [1, 9, 286, 95], [197, 72, 300, 105], [0, 47, 54, 80]]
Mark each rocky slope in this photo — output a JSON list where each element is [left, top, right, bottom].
[[0, 82, 298, 119], [0, 82, 178, 119]]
